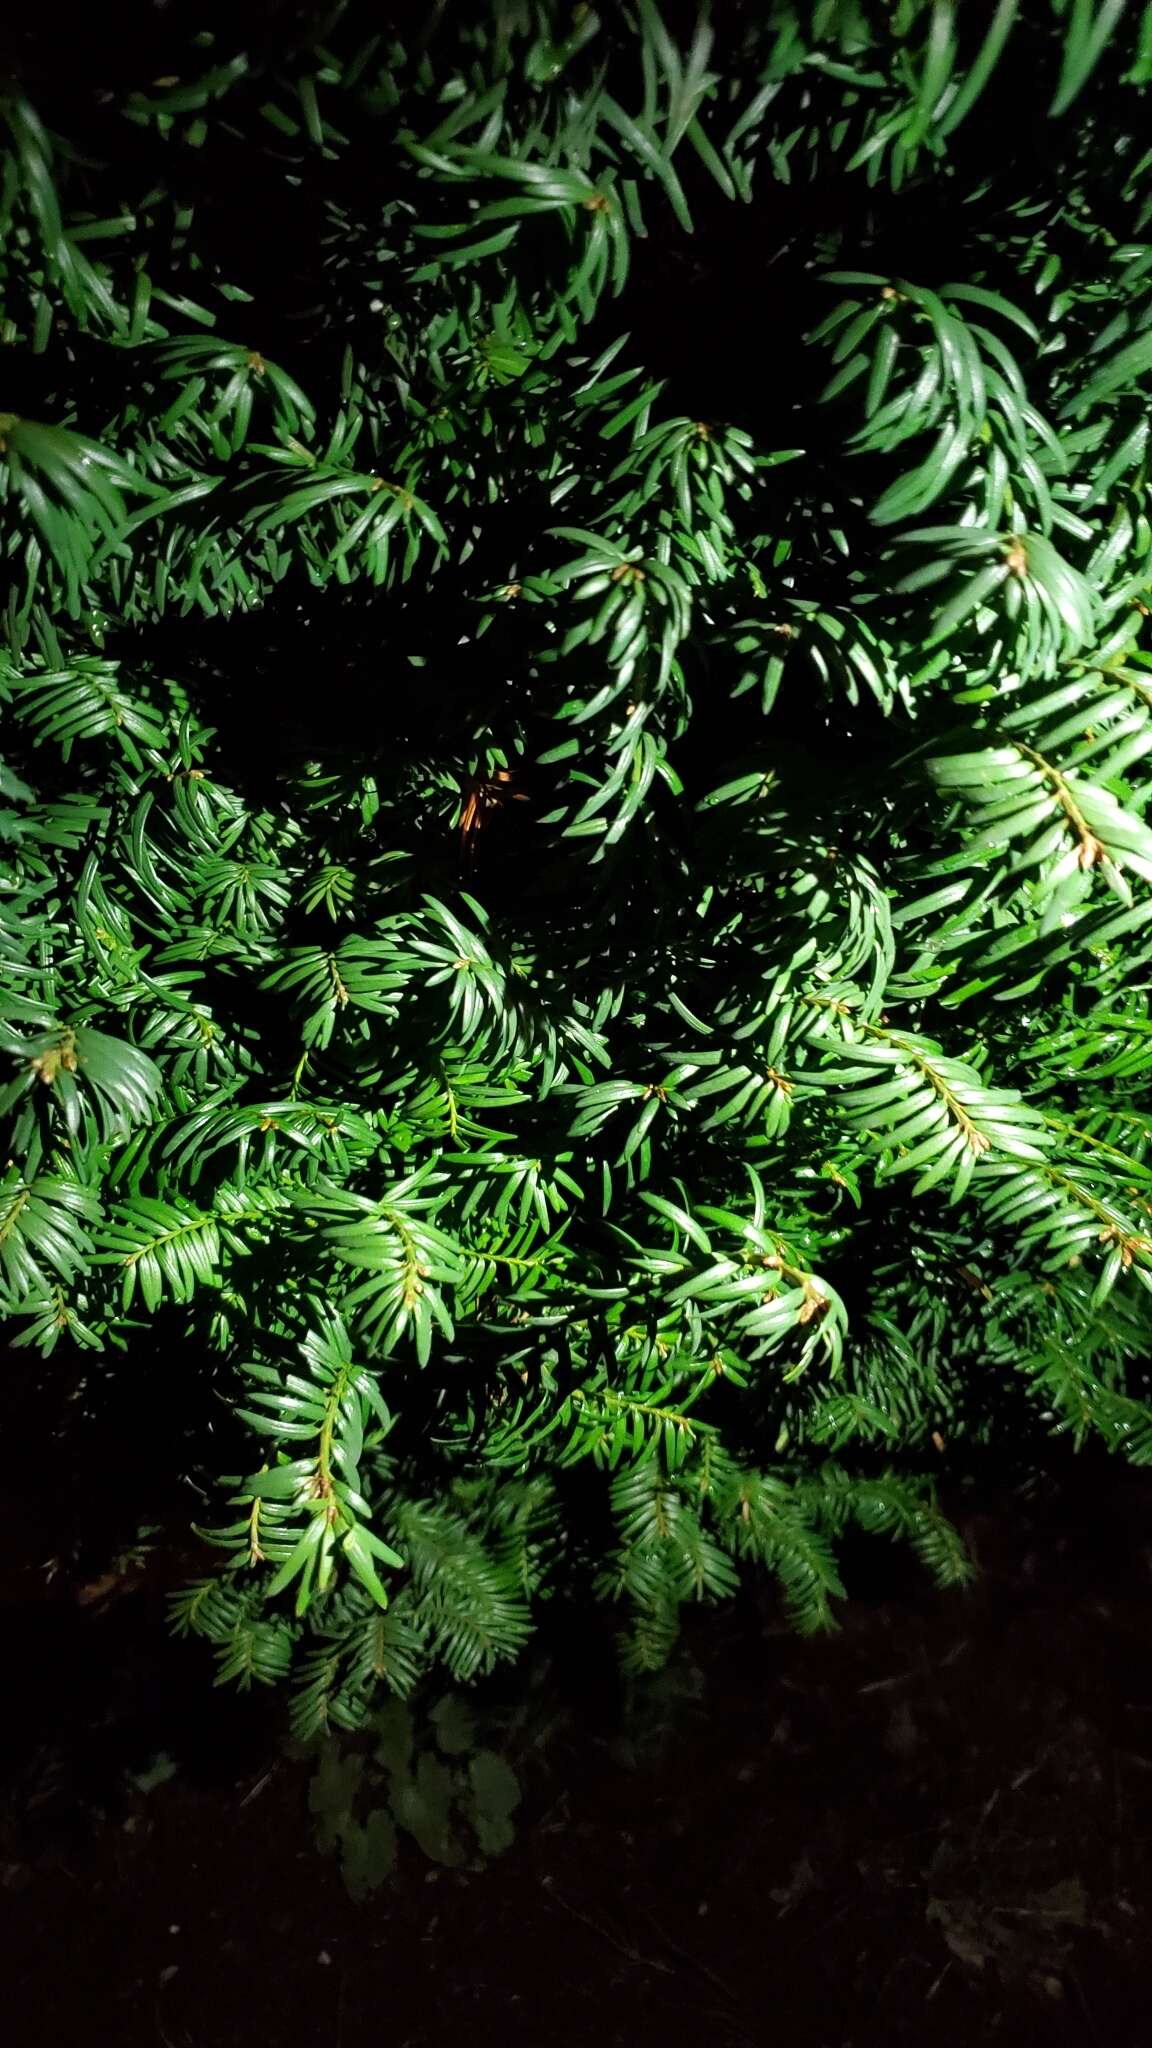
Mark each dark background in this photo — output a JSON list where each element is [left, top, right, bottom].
[[3, 1432, 1151, 2047]]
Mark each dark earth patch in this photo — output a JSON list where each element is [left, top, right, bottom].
[[3, 1463, 1150, 2047]]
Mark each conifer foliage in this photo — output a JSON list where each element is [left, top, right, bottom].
[[4, 3, 1152, 1730]]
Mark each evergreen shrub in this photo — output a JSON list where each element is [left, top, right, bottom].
[[3, 2, 1152, 1731]]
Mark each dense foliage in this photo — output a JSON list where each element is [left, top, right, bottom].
[[4, 1, 1152, 1731]]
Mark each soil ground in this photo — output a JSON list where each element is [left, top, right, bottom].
[[2, 1463, 1151, 2048]]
